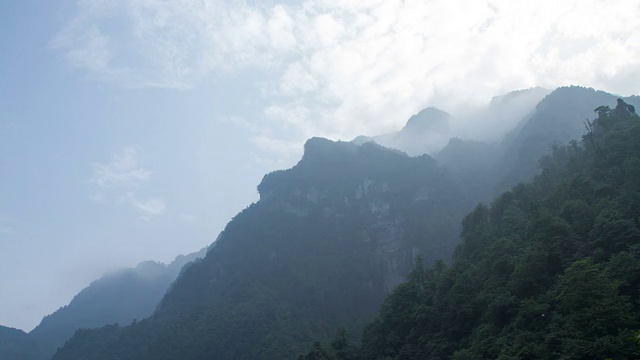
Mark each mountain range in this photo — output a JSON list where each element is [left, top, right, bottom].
[[2, 85, 639, 359]]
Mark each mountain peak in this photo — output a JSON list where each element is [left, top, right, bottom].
[[258, 138, 415, 200], [401, 107, 450, 134], [302, 137, 358, 161]]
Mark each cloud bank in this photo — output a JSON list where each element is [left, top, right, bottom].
[[55, 0, 640, 160], [90, 147, 166, 220]]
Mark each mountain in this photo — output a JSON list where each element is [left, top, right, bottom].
[[50, 86, 640, 360], [353, 107, 452, 156], [496, 86, 640, 190], [467, 86, 551, 142], [1, 247, 207, 360], [299, 102, 640, 359], [358, 87, 640, 203], [52, 138, 473, 360], [0, 326, 42, 360], [32, 248, 207, 358], [354, 87, 550, 157], [435, 86, 640, 200], [434, 137, 499, 205]]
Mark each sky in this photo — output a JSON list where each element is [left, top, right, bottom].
[[1, 0, 639, 332]]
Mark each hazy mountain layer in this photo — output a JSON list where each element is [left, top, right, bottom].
[[434, 86, 640, 202], [496, 86, 640, 191], [354, 87, 550, 157], [353, 107, 452, 156], [0, 326, 43, 360], [0, 248, 207, 360]]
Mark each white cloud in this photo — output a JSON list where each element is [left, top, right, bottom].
[[130, 197, 166, 220], [91, 147, 150, 189], [90, 147, 166, 220], [56, 0, 640, 161]]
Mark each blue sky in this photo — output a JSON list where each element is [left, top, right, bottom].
[[1, 0, 639, 331]]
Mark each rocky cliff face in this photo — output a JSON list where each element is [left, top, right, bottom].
[[54, 138, 470, 360], [255, 138, 466, 291]]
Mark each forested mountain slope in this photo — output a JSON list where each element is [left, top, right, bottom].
[[301, 100, 640, 359], [53, 139, 472, 360], [496, 86, 640, 191]]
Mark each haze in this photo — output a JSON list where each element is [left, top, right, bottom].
[[1, 0, 639, 331]]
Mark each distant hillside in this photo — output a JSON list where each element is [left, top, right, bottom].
[[353, 107, 452, 156], [0, 326, 42, 360], [53, 139, 472, 360], [496, 86, 640, 191], [435, 86, 640, 201], [15, 247, 207, 359], [434, 137, 498, 205], [355, 87, 550, 156]]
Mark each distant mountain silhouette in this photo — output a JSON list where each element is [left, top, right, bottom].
[[0, 247, 206, 360], [0, 325, 43, 360], [354, 87, 550, 156], [353, 107, 452, 156]]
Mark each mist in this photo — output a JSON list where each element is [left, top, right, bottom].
[[353, 86, 553, 157]]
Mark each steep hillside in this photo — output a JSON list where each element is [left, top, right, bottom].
[[436, 86, 640, 200], [434, 137, 499, 205], [53, 139, 471, 360], [496, 86, 640, 190], [0, 326, 43, 360], [302, 100, 640, 359], [26, 247, 206, 359]]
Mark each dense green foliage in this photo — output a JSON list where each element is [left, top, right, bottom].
[[53, 139, 469, 360], [302, 100, 640, 359]]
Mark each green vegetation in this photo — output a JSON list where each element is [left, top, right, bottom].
[[300, 99, 640, 359]]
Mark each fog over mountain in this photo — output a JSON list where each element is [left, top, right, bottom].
[[2, 0, 640, 339], [0, 248, 207, 360], [48, 95, 640, 359], [27, 247, 207, 359], [353, 87, 552, 156]]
